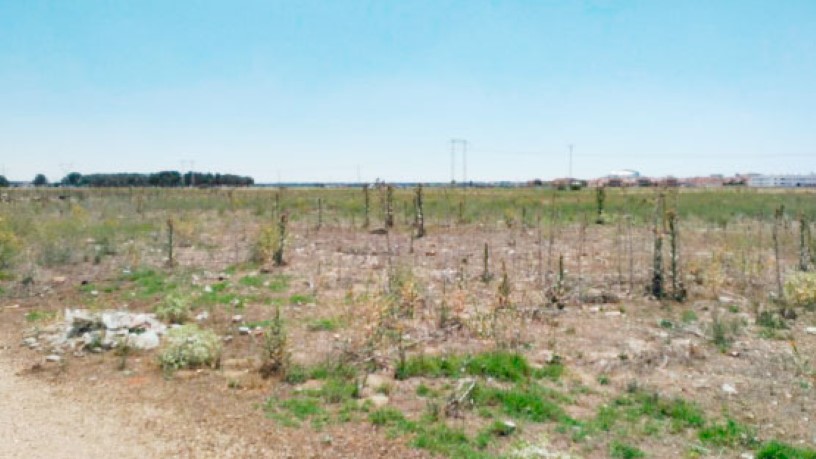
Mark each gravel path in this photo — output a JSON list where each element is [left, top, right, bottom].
[[0, 353, 175, 459]]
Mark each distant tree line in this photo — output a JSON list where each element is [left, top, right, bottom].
[[59, 171, 254, 188]]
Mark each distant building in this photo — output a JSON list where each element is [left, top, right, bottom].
[[608, 169, 640, 179], [748, 174, 816, 188]]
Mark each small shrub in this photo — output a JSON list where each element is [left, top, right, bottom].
[[154, 294, 191, 324], [158, 325, 222, 372], [784, 272, 816, 310], [260, 306, 289, 379], [251, 224, 281, 265]]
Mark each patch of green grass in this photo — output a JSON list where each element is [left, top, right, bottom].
[[465, 351, 531, 382], [25, 309, 57, 323], [369, 407, 408, 426], [307, 317, 341, 332], [396, 351, 533, 383], [611, 441, 645, 459], [412, 423, 491, 458], [472, 383, 570, 423], [681, 310, 698, 323], [698, 418, 757, 448], [756, 441, 816, 459], [283, 361, 358, 385], [266, 396, 328, 428], [396, 354, 464, 380], [416, 383, 436, 397], [289, 293, 315, 305], [268, 275, 290, 292], [533, 361, 565, 380], [579, 390, 705, 440], [124, 269, 176, 298], [368, 408, 496, 457], [239, 275, 264, 288]]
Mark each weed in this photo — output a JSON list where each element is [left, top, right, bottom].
[[260, 305, 289, 379], [154, 293, 191, 324]]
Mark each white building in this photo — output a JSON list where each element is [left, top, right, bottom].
[[607, 169, 640, 179], [748, 174, 816, 188]]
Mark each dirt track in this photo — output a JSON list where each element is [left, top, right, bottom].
[[0, 348, 179, 459]]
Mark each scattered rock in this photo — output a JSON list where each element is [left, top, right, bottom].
[[30, 309, 169, 358], [604, 311, 622, 317], [805, 327, 816, 335], [52, 276, 67, 284], [195, 311, 209, 322], [45, 354, 62, 363], [21, 337, 38, 348], [722, 383, 738, 395], [238, 326, 251, 335], [128, 330, 160, 350], [232, 315, 244, 323]]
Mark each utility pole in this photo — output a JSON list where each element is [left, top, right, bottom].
[[450, 139, 456, 185], [568, 144, 574, 179], [462, 139, 468, 186]]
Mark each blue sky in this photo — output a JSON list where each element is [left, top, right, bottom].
[[1, 0, 815, 183]]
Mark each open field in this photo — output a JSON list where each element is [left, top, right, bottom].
[[1, 186, 816, 458]]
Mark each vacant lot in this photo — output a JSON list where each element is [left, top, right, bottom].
[[1, 186, 815, 458]]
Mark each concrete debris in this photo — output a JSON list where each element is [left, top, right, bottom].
[[24, 309, 169, 357]]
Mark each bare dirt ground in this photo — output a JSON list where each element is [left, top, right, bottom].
[[0, 343, 176, 458], [2, 215, 815, 458]]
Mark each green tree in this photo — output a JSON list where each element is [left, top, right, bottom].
[[0, 175, 9, 188], [33, 174, 48, 187], [61, 172, 82, 187]]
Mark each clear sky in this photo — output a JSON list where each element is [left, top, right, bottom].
[[1, 0, 815, 183]]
